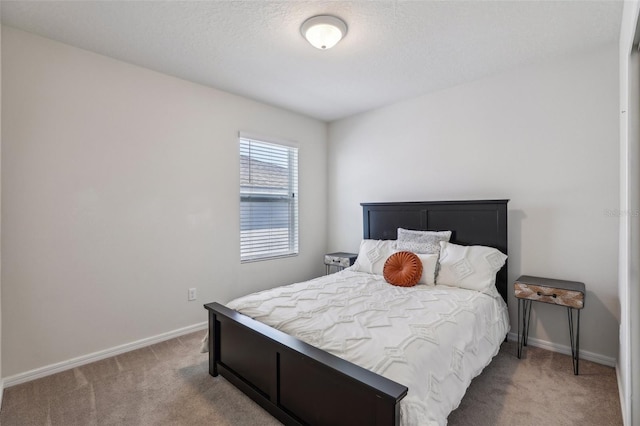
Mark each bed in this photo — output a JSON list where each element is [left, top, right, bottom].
[[204, 200, 509, 425]]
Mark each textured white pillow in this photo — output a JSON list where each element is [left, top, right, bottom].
[[416, 253, 439, 286], [351, 239, 397, 275], [396, 228, 452, 254], [436, 241, 507, 295]]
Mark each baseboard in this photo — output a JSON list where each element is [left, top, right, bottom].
[[3, 321, 208, 388], [3, 327, 617, 389], [506, 332, 616, 367], [616, 364, 628, 425]]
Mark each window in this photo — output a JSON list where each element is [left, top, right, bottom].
[[240, 134, 298, 262]]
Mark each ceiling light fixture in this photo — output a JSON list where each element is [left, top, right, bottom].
[[300, 15, 348, 50]]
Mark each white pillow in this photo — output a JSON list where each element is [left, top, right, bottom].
[[396, 228, 452, 254], [351, 239, 397, 275], [436, 241, 507, 295], [416, 253, 438, 286]]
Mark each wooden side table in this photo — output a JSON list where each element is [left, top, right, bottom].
[[514, 275, 586, 375], [324, 252, 357, 274]]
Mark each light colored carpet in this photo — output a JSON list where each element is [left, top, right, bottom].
[[0, 332, 621, 425], [448, 341, 621, 425]]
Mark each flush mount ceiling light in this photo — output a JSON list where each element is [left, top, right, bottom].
[[300, 15, 348, 50]]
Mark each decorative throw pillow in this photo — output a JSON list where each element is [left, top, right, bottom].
[[416, 253, 439, 286], [436, 241, 507, 295], [396, 228, 452, 255], [351, 239, 397, 275], [383, 251, 423, 287]]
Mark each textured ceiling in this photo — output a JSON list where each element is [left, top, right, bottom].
[[1, 1, 623, 122]]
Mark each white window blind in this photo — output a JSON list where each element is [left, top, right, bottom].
[[240, 135, 298, 262]]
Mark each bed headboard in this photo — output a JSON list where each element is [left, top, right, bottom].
[[361, 200, 509, 302]]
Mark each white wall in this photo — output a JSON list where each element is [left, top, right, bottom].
[[0, 7, 4, 407], [328, 45, 620, 361], [1, 27, 327, 378], [619, 2, 640, 424]]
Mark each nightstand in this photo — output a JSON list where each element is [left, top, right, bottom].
[[515, 275, 585, 375], [324, 252, 357, 275]]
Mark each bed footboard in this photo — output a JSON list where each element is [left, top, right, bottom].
[[205, 302, 408, 426]]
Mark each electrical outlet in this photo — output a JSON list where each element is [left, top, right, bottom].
[[188, 288, 197, 301]]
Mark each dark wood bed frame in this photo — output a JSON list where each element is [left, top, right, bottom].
[[204, 199, 508, 425]]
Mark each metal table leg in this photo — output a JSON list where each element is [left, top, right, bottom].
[[517, 299, 532, 358], [567, 307, 580, 375]]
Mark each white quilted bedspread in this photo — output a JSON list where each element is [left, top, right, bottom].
[[226, 269, 509, 426]]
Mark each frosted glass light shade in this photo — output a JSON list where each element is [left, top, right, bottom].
[[300, 15, 348, 50]]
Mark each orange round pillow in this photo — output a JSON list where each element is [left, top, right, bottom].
[[383, 251, 423, 287]]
